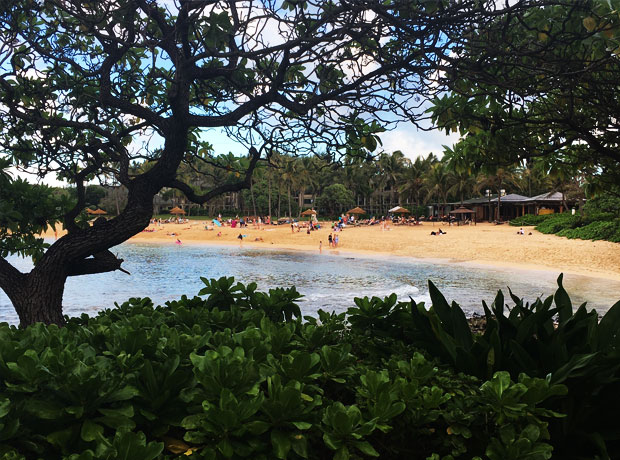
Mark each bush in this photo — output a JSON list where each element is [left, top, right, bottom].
[[0, 278, 566, 460], [509, 214, 552, 226], [535, 213, 578, 234], [556, 219, 620, 242], [346, 275, 620, 459], [512, 211, 620, 243]]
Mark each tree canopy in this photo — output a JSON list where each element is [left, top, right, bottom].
[[1, 0, 526, 325], [430, 0, 620, 190]]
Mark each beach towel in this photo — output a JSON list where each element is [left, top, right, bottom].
[[212, 219, 222, 227]]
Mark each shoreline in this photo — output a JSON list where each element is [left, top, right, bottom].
[[45, 221, 620, 283], [123, 235, 620, 283]]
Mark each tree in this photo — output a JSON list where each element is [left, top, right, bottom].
[[2, 0, 501, 325], [315, 183, 354, 216], [424, 163, 453, 218], [430, 0, 620, 190], [378, 151, 408, 208], [399, 154, 435, 216]]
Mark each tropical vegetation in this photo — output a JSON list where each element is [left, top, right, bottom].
[[77, 151, 588, 222], [4, 276, 619, 459]]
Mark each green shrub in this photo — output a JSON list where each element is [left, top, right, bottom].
[[0, 278, 566, 460], [535, 213, 578, 234], [557, 219, 620, 242], [509, 214, 552, 226], [512, 211, 620, 243], [346, 275, 620, 459]]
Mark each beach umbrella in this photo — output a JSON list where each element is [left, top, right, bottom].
[[449, 206, 476, 224], [388, 206, 410, 213], [449, 207, 475, 214], [169, 206, 186, 214], [300, 209, 317, 216], [86, 208, 107, 215], [346, 207, 366, 214]]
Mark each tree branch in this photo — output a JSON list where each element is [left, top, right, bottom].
[[169, 146, 261, 204], [66, 250, 129, 277], [0, 257, 25, 295]]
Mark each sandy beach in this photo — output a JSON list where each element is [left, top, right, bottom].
[[75, 220, 620, 282], [44, 220, 620, 281]]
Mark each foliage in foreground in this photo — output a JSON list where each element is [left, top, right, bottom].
[[347, 275, 620, 459], [0, 278, 569, 460], [510, 213, 620, 243]]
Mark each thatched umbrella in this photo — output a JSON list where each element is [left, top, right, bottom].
[[86, 208, 107, 215], [346, 207, 366, 214], [449, 206, 476, 224], [169, 206, 186, 215], [300, 209, 317, 216], [388, 206, 410, 214], [449, 207, 475, 215]]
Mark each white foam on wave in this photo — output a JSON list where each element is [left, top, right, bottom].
[[300, 283, 432, 314]]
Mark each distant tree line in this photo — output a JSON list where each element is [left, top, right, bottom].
[[82, 149, 589, 220]]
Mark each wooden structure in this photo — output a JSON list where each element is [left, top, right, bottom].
[[449, 207, 476, 225]]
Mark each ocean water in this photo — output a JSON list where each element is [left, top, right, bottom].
[[1, 242, 619, 324]]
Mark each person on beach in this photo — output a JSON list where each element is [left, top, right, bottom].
[[319, 241, 323, 253], [328, 233, 333, 248], [175, 238, 182, 245], [237, 233, 244, 246], [334, 234, 339, 247]]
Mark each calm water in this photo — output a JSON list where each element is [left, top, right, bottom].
[[1, 242, 619, 324]]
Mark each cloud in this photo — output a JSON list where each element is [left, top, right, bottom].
[[379, 126, 461, 160]]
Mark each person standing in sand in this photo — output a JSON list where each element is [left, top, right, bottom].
[[319, 241, 323, 253], [328, 233, 333, 248]]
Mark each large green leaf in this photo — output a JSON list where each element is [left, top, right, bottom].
[[554, 274, 573, 325], [597, 300, 620, 351]]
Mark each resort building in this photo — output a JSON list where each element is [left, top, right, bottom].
[[443, 191, 581, 222]]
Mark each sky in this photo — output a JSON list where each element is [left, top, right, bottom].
[[201, 123, 460, 161]]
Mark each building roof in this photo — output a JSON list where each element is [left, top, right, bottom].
[[489, 193, 530, 203], [524, 192, 565, 202], [450, 191, 577, 206], [451, 195, 498, 205]]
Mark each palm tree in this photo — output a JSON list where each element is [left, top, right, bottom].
[[298, 156, 322, 213], [425, 162, 454, 218], [281, 156, 299, 218], [399, 155, 433, 217], [447, 170, 477, 206], [378, 151, 408, 209]]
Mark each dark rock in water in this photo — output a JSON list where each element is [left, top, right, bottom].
[[467, 314, 487, 334]]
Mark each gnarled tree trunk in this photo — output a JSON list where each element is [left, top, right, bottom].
[[10, 273, 68, 326]]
